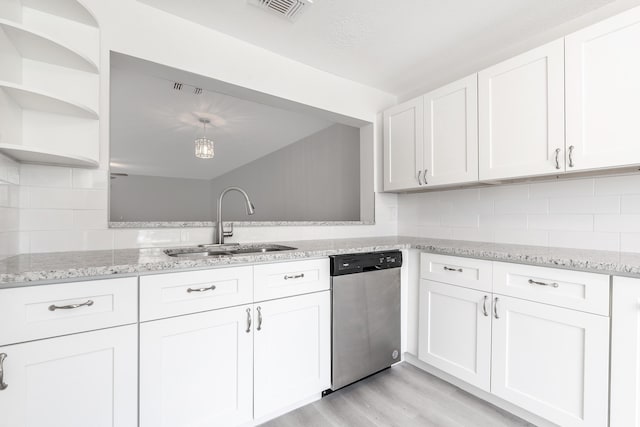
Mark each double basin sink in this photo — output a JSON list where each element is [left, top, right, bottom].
[[164, 243, 297, 258]]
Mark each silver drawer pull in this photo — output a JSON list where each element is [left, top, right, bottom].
[[482, 295, 489, 317], [245, 308, 252, 333], [443, 266, 463, 273], [48, 300, 94, 311], [554, 148, 561, 169], [528, 279, 559, 288], [187, 285, 217, 293], [284, 273, 304, 280], [493, 297, 500, 319], [0, 353, 7, 391], [257, 306, 263, 331]]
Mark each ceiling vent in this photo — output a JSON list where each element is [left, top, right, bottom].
[[172, 82, 204, 95], [248, 0, 311, 22]]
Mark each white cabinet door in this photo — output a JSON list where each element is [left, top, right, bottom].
[[491, 296, 609, 427], [139, 305, 253, 427], [0, 325, 137, 427], [383, 96, 424, 191], [479, 40, 565, 180], [611, 276, 640, 427], [423, 74, 478, 186], [566, 6, 640, 171], [254, 291, 331, 419], [418, 280, 491, 391]]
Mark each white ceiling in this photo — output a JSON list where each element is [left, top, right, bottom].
[[137, 0, 625, 98], [110, 59, 334, 180]]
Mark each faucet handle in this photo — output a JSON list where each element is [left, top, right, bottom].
[[223, 222, 234, 238]]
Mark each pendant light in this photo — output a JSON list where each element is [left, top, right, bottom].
[[195, 118, 214, 159]]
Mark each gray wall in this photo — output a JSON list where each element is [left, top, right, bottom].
[[210, 124, 360, 221], [110, 123, 360, 222], [110, 175, 213, 221]]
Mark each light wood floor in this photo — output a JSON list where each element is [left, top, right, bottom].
[[261, 363, 536, 427]]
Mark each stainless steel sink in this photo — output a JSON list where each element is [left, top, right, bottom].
[[164, 244, 297, 258]]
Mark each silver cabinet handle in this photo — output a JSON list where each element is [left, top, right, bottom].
[[48, 300, 94, 311], [417, 170, 423, 185], [187, 285, 216, 293], [284, 273, 304, 280], [443, 266, 463, 272], [245, 308, 252, 333], [424, 169, 428, 185], [482, 296, 489, 317], [493, 297, 500, 319], [257, 306, 263, 331], [528, 279, 559, 288], [0, 353, 7, 390], [568, 145, 575, 168], [554, 148, 561, 170]]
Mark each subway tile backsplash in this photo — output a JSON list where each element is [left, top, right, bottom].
[[0, 153, 20, 259], [398, 173, 640, 253], [5, 161, 640, 256]]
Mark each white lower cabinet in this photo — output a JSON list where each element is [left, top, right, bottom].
[[491, 295, 609, 427], [417, 254, 610, 427], [418, 280, 491, 390], [0, 324, 138, 427], [139, 305, 254, 427], [611, 276, 640, 427], [254, 291, 331, 420]]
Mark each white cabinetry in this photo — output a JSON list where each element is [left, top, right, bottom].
[[491, 295, 609, 427], [566, 6, 640, 171], [0, 277, 139, 427], [611, 276, 640, 427], [383, 97, 423, 191], [478, 40, 565, 180], [254, 291, 331, 419], [139, 305, 253, 427], [139, 258, 331, 426], [417, 254, 610, 427], [423, 74, 478, 186], [0, 325, 138, 427], [418, 280, 491, 390], [0, 0, 100, 167]]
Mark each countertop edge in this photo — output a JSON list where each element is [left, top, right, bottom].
[[2, 237, 640, 287]]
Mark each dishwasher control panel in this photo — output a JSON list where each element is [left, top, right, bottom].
[[329, 251, 403, 276]]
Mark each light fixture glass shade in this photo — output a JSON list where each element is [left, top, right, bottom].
[[195, 137, 214, 159]]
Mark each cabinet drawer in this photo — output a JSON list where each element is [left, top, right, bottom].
[[0, 277, 138, 345], [140, 266, 253, 321], [253, 258, 330, 301], [420, 253, 492, 292], [493, 262, 610, 315]]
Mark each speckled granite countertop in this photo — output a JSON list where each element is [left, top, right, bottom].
[[2, 236, 640, 287]]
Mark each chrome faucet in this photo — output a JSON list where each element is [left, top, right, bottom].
[[215, 187, 255, 244]]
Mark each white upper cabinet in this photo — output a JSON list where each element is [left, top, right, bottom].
[[383, 96, 424, 191], [478, 40, 565, 180], [566, 6, 640, 171], [423, 74, 478, 186]]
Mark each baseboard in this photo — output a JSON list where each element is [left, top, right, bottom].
[[404, 353, 558, 427], [249, 393, 322, 426]]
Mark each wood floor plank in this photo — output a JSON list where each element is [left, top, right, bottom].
[[260, 363, 536, 427]]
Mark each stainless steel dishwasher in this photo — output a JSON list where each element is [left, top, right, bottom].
[[327, 250, 402, 393]]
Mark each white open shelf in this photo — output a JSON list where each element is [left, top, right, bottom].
[[21, 0, 98, 27], [0, 19, 98, 73], [0, 80, 98, 119], [0, 143, 98, 168]]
